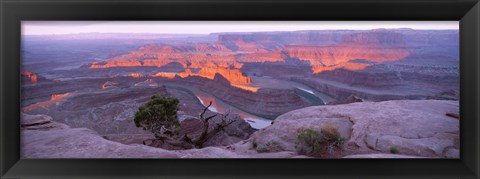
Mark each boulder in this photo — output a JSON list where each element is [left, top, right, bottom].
[[21, 127, 179, 158], [223, 114, 257, 139], [21, 113, 52, 126], [22, 121, 70, 130], [147, 114, 256, 149], [250, 100, 459, 158], [21, 113, 69, 130], [250, 112, 353, 152], [21, 117, 303, 158]]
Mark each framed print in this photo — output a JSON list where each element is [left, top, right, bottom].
[[18, 20, 462, 159], [1, 0, 479, 178]]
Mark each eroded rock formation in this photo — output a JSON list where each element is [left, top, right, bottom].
[[249, 100, 459, 158], [21, 100, 458, 158]]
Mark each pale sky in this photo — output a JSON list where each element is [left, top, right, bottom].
[[22, 21, 459, 35]]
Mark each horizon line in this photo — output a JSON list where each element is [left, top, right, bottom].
[[23, 28, 460, 36], [22, 21, 459, 36]]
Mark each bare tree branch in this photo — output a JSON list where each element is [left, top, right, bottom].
[[215, 119, 235, 132], [200, 101, 213, 120], [146, 101, 240, 149], [204, 114, 217, 122]]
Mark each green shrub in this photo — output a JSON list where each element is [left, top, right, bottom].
[[134, 95, 181, 138], [390, 146, 399, 154], [295, 125, 345, 156], [255, 141, 284, 153], [321, 124, 345, 148], [295, 128, 325, 155], [255, 143, 270, 153], [252, 141, 258, 148]]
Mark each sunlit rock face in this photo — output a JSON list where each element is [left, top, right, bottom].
[[51, 93, 69, 100], [283, 44, 410, 73], [23, 92, 71, 112], [88, 43, 236, 69], [236, 51, 285, 63], [231, 84, 259, 92], [196, 67, 251, 84], [151, 67, 251, 85], [21, 70, 54, 86], [21, 70, 40, 83], [127, 73, 144, 78], [89, 59, 143, 68], [279, 31, 411, 73], [151, 72, 177, 79], [85, 30, 413, 77], [79, 29, 457, 103], [22, 70, 38, 83]]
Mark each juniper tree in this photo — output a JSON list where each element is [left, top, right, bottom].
[[134, 95, 181, 138], [135, 95, 236, 149]]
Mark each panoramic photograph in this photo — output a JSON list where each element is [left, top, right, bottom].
[[20, 21, 459, 158]]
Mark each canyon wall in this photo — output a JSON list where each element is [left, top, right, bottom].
[[84, 29, 457, 78], [174, 74, 311, 118]]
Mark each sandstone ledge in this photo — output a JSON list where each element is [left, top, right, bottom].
[[21, 100, 459, 158], [250, 99, 459, 158]]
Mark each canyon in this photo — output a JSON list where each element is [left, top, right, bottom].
[[21, 28, 459, 158]]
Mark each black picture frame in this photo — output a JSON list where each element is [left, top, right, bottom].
[[1, 0, 479, 178]]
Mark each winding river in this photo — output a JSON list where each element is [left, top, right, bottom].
[[166, 78, 334, 129], [194, 90, 272, 129]]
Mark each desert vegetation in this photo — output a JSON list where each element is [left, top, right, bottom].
[[295, 125, 345, 156], [134, 95, 181, 138], [135, 95, 237, 149]]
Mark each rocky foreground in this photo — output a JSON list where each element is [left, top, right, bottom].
[[21, 100, 459, 158]]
